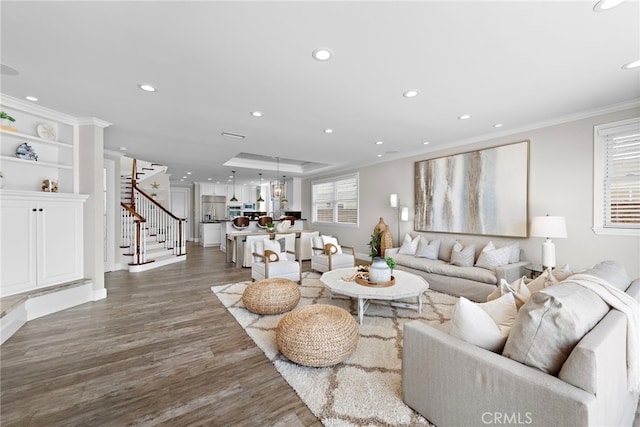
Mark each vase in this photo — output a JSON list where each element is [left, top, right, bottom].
[[374, 217, 394, 257], [369, 257, 391, 283]]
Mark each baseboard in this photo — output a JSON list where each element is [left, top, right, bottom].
[[1, 280, 96, 345]]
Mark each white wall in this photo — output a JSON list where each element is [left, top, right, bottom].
[[302, 107, 640, 278]]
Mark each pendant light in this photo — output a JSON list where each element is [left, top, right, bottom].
[[281, 175, 288, 203], [271, 157, 285, 199], [230, 170, 238, 202], [257, 173, 264, 202]]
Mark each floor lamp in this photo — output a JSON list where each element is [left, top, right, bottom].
[[390, 194, 409, 246]]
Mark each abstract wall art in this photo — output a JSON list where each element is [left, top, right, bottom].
[[415, 140, 529, 237]]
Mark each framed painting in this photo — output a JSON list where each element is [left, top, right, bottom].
[[415, 140, 529, 237]]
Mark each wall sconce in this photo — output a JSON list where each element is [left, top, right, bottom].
[[390, 194, 409, 246]]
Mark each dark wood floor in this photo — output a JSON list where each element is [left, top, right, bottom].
[[0, 243, 321, 427]]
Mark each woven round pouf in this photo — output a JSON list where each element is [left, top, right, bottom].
[[242, 278, 301, 315], [276, 304, 359, 367]]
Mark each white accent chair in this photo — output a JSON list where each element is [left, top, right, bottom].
[[296, 230, 319, 261], [252, 238, 301, 283], [311, 235, 356, 273], [242, 235, 265, 267], [274, 233, 296, 254]]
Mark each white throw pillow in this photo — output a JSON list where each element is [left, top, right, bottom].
[[399, 235, 420, 255], [450, 242, 475, 267], [475, 241, 512, 270], [415, 238, 440, 260], [263, 239, 285, 261], [487, 277, 532, 309], [450, 293, 517, 353], [527, 268, 559, 293], [551, 264, 573, 281], [321, 235, 342, 253], [503, 242, 521, 263]]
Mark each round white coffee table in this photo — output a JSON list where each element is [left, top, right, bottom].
[[320, 267, 429, 324]]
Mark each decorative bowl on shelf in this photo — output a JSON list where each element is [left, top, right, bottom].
[[15, 142, 38, 161]]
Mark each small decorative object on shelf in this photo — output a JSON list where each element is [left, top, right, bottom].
[[266, 222, 275, 232], [0, 111, 17, 132], [36, 123, 56, 140], [16, 142, 38, 161], [41, 179, 58, 192]]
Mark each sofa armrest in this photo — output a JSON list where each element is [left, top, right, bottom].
[[385, 247, 400, 256], [495, 261, 528, 283], [403, 320, 594, 427]]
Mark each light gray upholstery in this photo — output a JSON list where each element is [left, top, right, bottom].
[[402, 262, 640, 427], [251, 240, 301, 283], [310, 237, 355, 272]]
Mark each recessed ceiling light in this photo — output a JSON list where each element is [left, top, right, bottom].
[[593, 0, 625, 12], [493, 123, 504, 128], [180, 179, 185, 182], [208, 178, 212, 181], [138, 83, 157, 92], [312, 48, 333, 61], [250, 111, 263, 117], [119, 146, 128, 151], [187, 172, 192, 175], [324, 128, 333, 134], [458, 114, 472, 120], [622, 59, 640, 70], [423, 141, 430, 145], [222, 131, 246, 139], [403, 90, 419, 98], [377, 154, 383, 158], [25, 95, 38, 102], [182, 176, 187, 179], [375, 141, 384, 145]]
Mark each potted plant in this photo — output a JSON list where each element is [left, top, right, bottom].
[[368, 229, 383, 260], [385, 256, 397, 274], [0, 111, 17, 132], [266, 222, 275, 232]]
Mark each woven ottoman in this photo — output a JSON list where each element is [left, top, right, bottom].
[[276, 304, 359, 367], [242, 278, 300, 315]]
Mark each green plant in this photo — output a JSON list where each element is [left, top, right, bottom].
[[267, 222, 274, 228], [385, 256, 397, 271], [368, 229, 382, 259], [0, 112, 16, 123]]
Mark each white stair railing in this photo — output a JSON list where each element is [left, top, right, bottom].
[[120, 203, 148, 265]]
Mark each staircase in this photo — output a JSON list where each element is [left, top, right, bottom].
[[120, 159, 186, 272]]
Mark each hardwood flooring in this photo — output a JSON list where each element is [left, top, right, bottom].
[[0, 243, 321, 426]]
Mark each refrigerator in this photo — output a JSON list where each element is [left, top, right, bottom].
[[201, 195, 226, 221]]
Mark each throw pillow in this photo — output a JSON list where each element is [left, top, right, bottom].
[[503, 281, 610, 375], [321, 235, 342, 253], [277, 238, 286, 252], [439, 238, 457, 262], [450, 293, 518, 353], [551, 264, 573, 281], [475, 241, 512, 270], [450, 242, 475, 267], [487, 277, 531, 309], [263, 239, 285, 261], [526, 268, 559, 293], [503, 242, 521, 263], [399, 235, 420, 255], [415, 237, 440, 260]]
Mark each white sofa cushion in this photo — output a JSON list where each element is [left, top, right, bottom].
[[475, 241, 512, 270], [399, 234, 420, 255], [430, 263, 498, 285], [450, 242, 475, 267], [415, 237, 440, 260], [503, 281, 610, 375], [450, 293, 517, 352]]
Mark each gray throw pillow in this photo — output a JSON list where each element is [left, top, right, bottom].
[[502, 282, 609, 375]]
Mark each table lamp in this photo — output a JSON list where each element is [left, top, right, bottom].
[[530, 215, 567, 269]]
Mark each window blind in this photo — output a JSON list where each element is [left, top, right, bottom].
[[311, 173, 358, 225], [599, 119, 640, 229]]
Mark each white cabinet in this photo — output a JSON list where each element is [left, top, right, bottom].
[[0, 191, 87, 297], [1, 95, 79, 194], [200, 222, 222, 247]]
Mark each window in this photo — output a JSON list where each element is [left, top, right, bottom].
[[312, 173, 359, 226], [593, 117, 640, 235]]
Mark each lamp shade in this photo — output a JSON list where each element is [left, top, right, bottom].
[[390, 194, 398, 208], [530, 216, 567, 238]]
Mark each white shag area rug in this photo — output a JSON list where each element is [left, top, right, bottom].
[[211, 271, 458, 427]]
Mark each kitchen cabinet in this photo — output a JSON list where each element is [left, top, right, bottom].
[[200, 222, 222, 247], [0, 191, 87, 297]]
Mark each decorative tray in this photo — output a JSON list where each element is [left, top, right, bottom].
[[355, 275, 396, 288]]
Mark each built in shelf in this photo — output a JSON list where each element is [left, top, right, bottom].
[[0, 155, 73, 169], [0, 129, 73, 149]]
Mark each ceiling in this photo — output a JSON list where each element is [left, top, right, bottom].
[[1, 1, 639, 186]]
